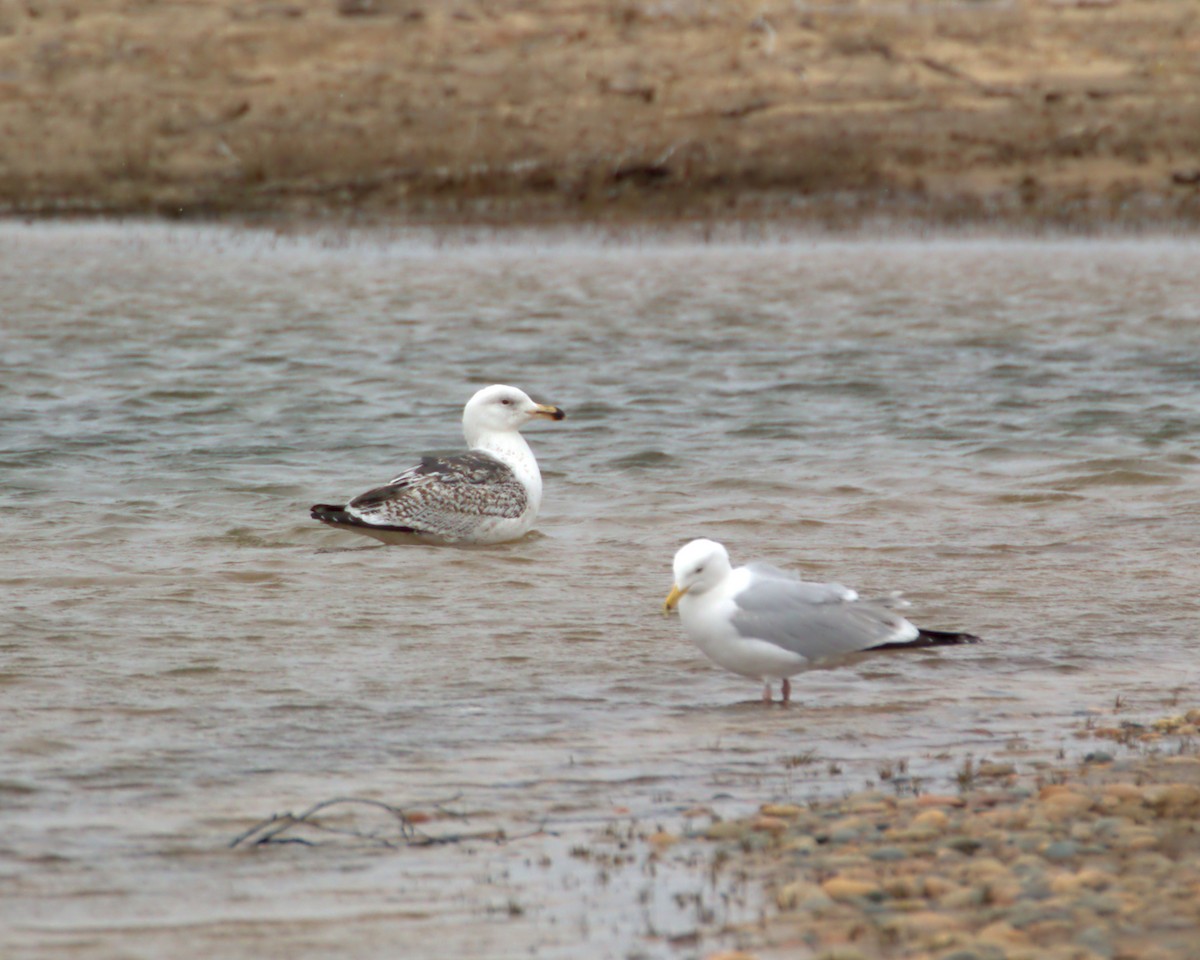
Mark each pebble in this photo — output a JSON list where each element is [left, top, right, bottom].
[[1041, 839, 1080, 861], [749, 815, 788, 835], [760, 803, 804, 818], [821, 877, 885, 902], [912, 808, 949, 831], [977, 919, 1029, 946], [944, 836, 983, 855], [1039, 789, 1093, 821], [702, 821, 747, 841], [775, 880, 832, 910], [1144, 783, 1200, 813], [782, 835, 817, 855]]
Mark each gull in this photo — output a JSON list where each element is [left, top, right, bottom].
[[663, 538, 980, 704], [311, 384, 564, 545]]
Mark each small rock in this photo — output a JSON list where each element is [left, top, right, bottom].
[[1076, 867, 1113, 890], [1143, 782, 1200, 814], [921, 874, 958, 898], [912, 808, 949, 831], [1075, 923, 1117, 959], [1039, 790, 1092, 822], [1083, 750, 1114, 764], [821, 876, 885, 902], [879, 909, 963, 939], [983, 879, 1022, 907], [783, 835, 817, 855], [826, 815, 871, 836], [775, 880, 831, 910], [1051, 864, 1113, 897], [1007, 901, 1072, 929], [882, 876, 918, 899], [940, 886, 986, 909], [1091, 815, 1131, 837], [978, 762, 1016, 778], [760, 803, 804, 818], [1041, 840, 1080, 861], [814, 950, 872, 960], [1076, 891, 1122, 916], [1069, 821, 1095, 842], [750, 815, 788, 835], [868, 845, 909, 862], [1113, 825, 1158, 851], [703, 821, 747, 841], [938, 950, 985, 960], [1102, 783, 1144, 802], [977, 919, 1029, 946], [944, 836, 983, 855]]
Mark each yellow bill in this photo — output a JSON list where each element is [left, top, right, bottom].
[[662, 583, 687, 615]]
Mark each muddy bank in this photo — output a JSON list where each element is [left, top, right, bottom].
[[2, 0, 1199, 227]]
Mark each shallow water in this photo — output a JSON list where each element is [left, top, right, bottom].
[[2, 223, 1199, 959]]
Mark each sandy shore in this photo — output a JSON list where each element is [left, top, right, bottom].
[[2, 0, 1199, 227], [682, 709, 1200, 960]]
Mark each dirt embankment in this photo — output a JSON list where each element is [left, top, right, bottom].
[[2, 0, 1199, 226]]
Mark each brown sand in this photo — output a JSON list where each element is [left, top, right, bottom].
[[2, 1, 1198, 226]]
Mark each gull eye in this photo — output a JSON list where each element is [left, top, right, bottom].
[[500, 398, 512, 405], [694, 565, 705, 574]]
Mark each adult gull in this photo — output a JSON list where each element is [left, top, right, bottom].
[[663, 538, 980, 704], [311, 384, 565, 545]]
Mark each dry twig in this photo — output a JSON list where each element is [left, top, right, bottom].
[[229, 794, 505, 849]]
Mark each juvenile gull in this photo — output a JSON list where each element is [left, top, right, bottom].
[[663, 538, 980, 705], [311, 384, 565, 545]]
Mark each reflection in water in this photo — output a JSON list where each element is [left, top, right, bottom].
[[2, 224, 1199, 958]]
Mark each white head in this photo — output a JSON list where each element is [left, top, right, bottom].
[[664, 538, 734, 612], [461, 384, 564, 445]]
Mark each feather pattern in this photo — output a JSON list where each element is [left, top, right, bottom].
[[348, 452, 528, 537]]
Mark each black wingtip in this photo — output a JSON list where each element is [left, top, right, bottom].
[[310, 503, 420, 536], [311, 503, 351, 524], [870, 628, 982, 652], [915, 628, 983, 646]]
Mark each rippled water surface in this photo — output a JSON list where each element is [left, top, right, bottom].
[[3, 223, 1199, 959]]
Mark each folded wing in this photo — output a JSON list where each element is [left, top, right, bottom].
[[312, 452, 527, 541], [730, 568, 918, 663]]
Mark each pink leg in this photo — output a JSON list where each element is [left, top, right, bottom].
[[762, 682, 773, 704], [781, 678, 791, 704]]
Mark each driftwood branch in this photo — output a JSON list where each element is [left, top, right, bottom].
[[229, 794, 512, 849]]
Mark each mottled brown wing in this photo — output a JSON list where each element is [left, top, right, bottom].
[[344, 452, 528, 540]]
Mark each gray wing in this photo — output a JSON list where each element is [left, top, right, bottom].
[[346, 452, 527, 540], [730, 569, 915, 662], [744, 562, 858, 600]]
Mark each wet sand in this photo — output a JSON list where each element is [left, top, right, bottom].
[[2, 0, 1199, 227]]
